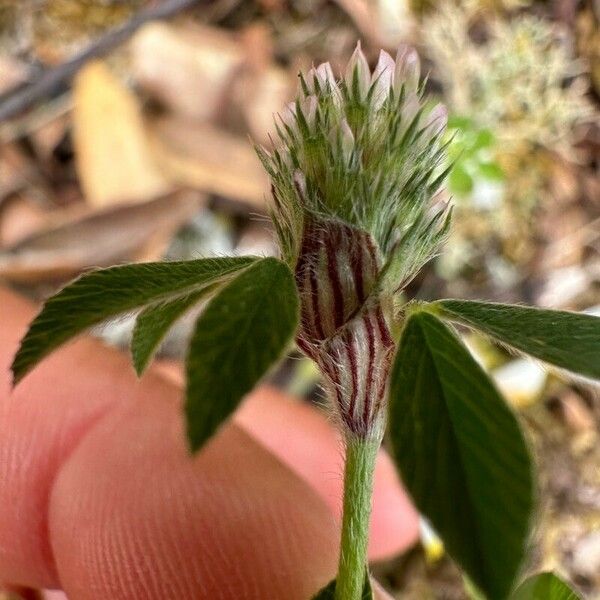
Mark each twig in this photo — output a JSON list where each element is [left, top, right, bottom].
[[0, 0, 203, 123]]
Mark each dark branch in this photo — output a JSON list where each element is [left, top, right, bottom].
[[0, 0, 203, 124]]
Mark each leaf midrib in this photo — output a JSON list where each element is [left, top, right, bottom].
[[417, 315, 491, 586]]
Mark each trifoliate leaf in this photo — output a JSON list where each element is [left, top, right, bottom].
[[185, 257, 299, 451], [435, 300, 600, 381], [12, 256, 256, 384], [389, 311, 534, 600], [511, 573, 581, 600], [132, 287, 215, 376]]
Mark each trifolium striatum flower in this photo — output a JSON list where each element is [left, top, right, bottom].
[[257, 43, 451, 441]]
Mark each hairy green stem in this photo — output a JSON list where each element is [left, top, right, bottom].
[[335, 437, 379, 600]]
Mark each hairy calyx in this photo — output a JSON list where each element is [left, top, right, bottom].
[[295, 218, 394, 439]]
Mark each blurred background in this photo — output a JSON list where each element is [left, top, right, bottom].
[[0, 0, 599, 597]]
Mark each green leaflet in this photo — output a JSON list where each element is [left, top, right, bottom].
[[511, 573, 581, 600], [311, 573, 373, 599], [389, 311, 534, 600], [132, 287, 215, 376], [11, 256, 256, 384], [436, 300, 600, 381], [185, 257, 299, 452]]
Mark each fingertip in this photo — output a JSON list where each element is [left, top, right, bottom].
[[0, 289, 129, 588], [49, 391, 339, 599]]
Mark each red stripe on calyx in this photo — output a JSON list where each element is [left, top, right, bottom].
[[325, 231, 345, 329], [345, 327, 359, 425], [363, 313, 376, 426], [295, 223, 326, 341], [376, 305, 393, 348], [349, 227, 365, 303], [308, 265, 326, 340], [292, 217, 396, 439]]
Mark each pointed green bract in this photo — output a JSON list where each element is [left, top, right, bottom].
[[185, 257, 299, 452], [511, 573, 581, 600], [436, 300, 600, 381], [257, 46, 450, 281], [12, 256, 257, 384], [389, 311, 534, 600], [132, 287, 216, 376], [311, 573, 373, 599]]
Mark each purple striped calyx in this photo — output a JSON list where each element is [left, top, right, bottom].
[[294, 218, 395, 438], [257, 44, 451, 439]]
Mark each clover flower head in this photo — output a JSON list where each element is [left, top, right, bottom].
[[258, 42, 450, 276], [257, 43, 451, 439]]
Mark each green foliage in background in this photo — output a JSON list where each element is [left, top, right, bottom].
[[447, 116, 504, 198]]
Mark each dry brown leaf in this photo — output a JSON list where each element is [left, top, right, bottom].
[[73, 60, 170, 208], [0, 56, 29, 94], [560, 390, 596, 434], [333, 0, 415, 48], [147, 116, 267, 208], [130, 22, 244, 121], [29, 113, 71, 163], [539, 205, 587, 270], [0, 195, 52, 248], [131, 21, 294, 144], [582, 168, 600, 208], [0, 193, 199, 283], [548, 158, 580, 206], [237, 65, 293, 145], [240, 22, 274, 71], [0, 145, 37, 204], [236, 25, 294, 145]]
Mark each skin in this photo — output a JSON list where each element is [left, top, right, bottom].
[[0, 287, 418, 599]]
